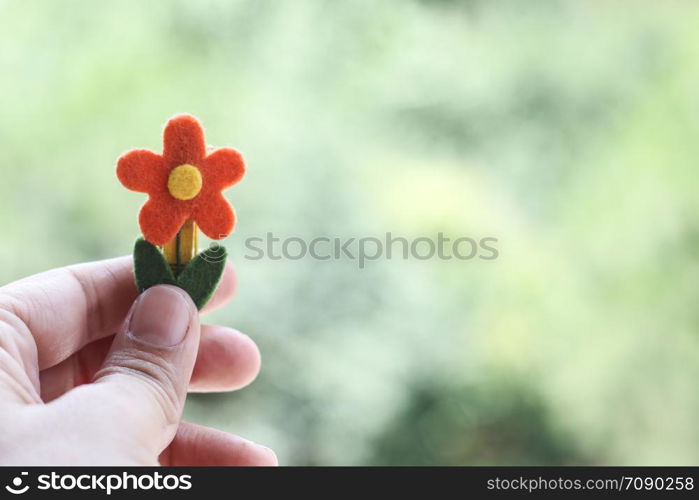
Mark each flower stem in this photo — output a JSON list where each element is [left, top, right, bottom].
[[162, 219, 198, 275]]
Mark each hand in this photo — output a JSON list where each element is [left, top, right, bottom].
[[0, 257, 277, 465]]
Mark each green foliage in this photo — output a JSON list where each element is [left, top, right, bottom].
[[370, 378, 589, 466], [133, 238, 226, 310], [133, 237, 178, 291], [176, 245, 228, 310]]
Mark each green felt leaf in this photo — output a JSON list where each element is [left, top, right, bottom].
[[132, 238, 227, 310], [177, 245, 228, 309], [133, 237, 177, 291]]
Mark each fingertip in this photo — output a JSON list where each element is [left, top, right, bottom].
[[210, 433, 278, 466], [245, 443, 278, 467], [127, 285, 199, 347], [163, 422, 278, 466], [191, 326, 261, 392]]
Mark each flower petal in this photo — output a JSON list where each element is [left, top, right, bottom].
[[193, 193, 236, 240], [201, 148, 245, 190], [163, 114, 207, 167], [139, 197, 190, 246], [116, 149, 165, 193]]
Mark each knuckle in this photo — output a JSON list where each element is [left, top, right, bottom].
[[0, 307, 36, 363], [95, 348, 182, 426]]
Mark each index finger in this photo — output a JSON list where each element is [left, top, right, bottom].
[[0, 256, 236, 370]]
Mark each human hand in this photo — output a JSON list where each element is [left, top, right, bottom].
[[0, 257, 277, 466]]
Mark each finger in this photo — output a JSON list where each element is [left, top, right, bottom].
[[39, 324, 260, 400], [90, 285, 200, 454], [190, 326, 260, 392], [160, 421, 277, 466], [0, 256, 136, 371], [0, 257, 236, 371]]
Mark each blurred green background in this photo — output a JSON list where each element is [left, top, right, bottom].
[[1, 0, 698, 465]]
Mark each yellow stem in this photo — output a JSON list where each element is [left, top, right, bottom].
[[162, 219, 198, 275]]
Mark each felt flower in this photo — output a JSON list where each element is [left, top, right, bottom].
[[117, 114, 245, 246]]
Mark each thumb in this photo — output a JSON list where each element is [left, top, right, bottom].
[[92, 285, 200, 455]]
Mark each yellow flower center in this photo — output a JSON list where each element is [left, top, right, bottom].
[[168, 164, 202, 200]]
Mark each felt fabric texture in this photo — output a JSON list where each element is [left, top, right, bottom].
[[133, 238, 226, 310], [176, 245, 228, 310], [167, 164, 202, 200], [117, 114, 245, 245], [133, 237, 178, 292]]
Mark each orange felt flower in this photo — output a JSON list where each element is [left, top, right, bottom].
[[117, 115, 245, 246]]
